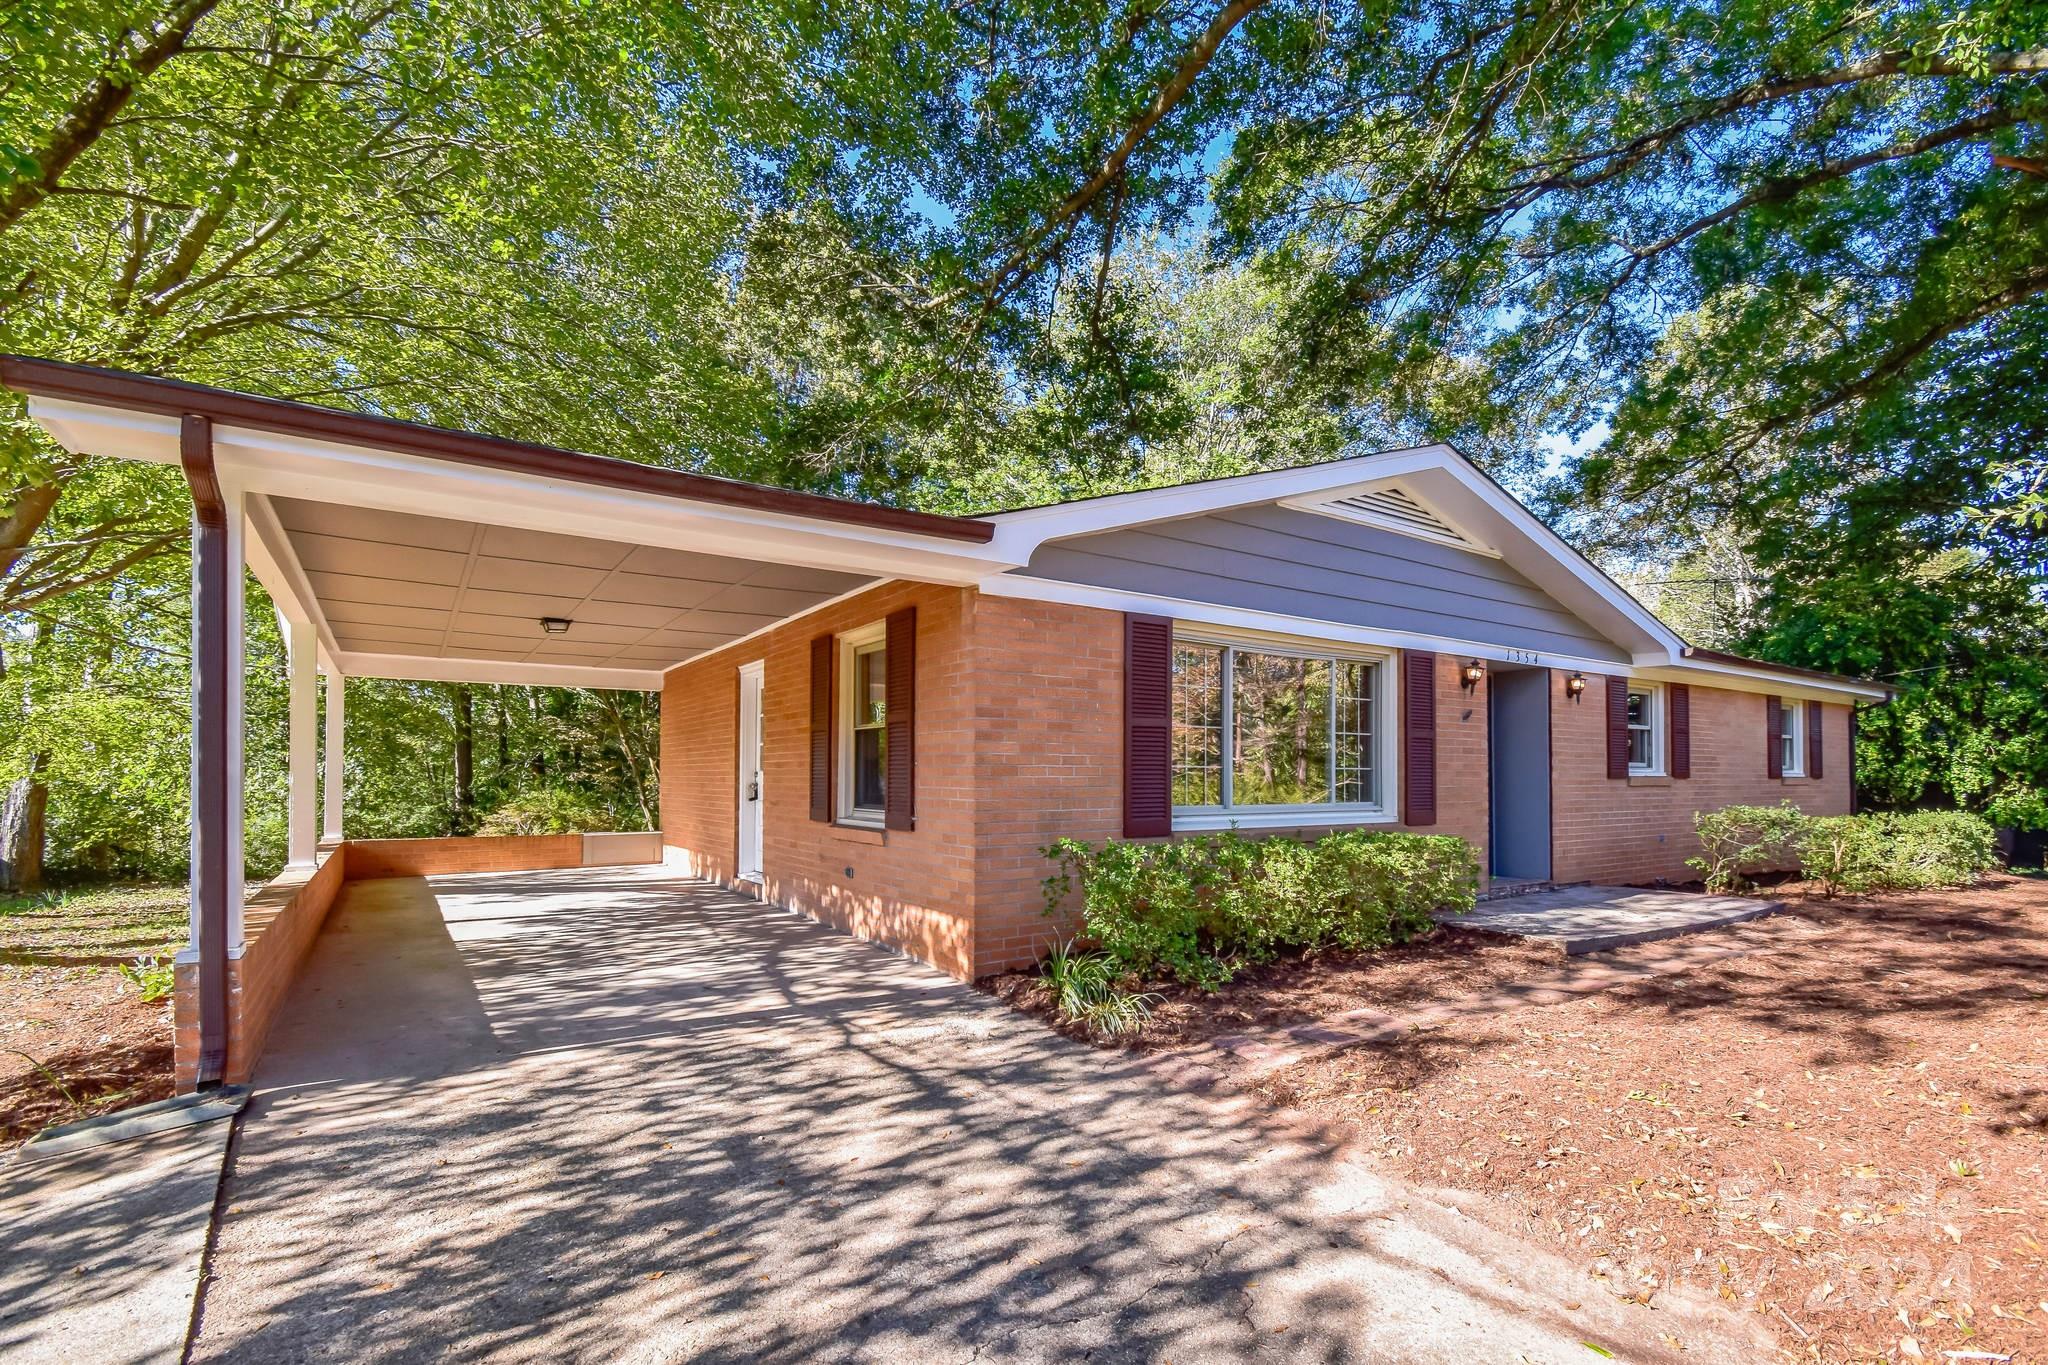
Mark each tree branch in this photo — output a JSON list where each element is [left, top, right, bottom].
[[0, 0, 221, 235], [962, 0, 1270, 305]]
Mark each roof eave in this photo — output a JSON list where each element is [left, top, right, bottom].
[[0, 355, 995, 546]]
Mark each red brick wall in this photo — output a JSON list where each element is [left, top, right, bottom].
[[661, 581, 981, 978], [968, 597, 1125, 976], [344, 834, 586, 879], [1549, 676, 1853, 884], [659, 590, 1506, 982]]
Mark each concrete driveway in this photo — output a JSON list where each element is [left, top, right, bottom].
[[191, 867, 1769, 1363]]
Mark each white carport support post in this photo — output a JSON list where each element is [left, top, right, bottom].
[[285, 617, 317, 867], [322, 667, 344, 842]]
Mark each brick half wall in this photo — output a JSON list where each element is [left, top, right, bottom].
[[172, 832, 662, 1090], [173, 845, 348, 1090]]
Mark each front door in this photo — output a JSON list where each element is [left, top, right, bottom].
[[1488, 666, 1552, 883], [737, 661, 764, 881]]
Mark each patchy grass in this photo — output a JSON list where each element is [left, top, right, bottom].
[[2, 883, 185, 1147]]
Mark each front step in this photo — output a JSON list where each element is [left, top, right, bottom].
[[1477, 877, 1553, 903]]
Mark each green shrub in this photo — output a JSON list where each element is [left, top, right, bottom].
[[1042, 829, 1480, 987], [474, 789, 617, 836], [1798, 816, 1895, 897], [1692, 802, 2000, 896], [1870, 809, 2000, 888], [1690, 801, 1812, 892]]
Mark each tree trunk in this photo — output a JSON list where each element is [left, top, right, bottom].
[[0, 776, 47, 892], [494, 688, 510, 772], [450, 683, 475, 834]]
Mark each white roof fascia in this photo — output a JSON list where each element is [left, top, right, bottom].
[[27, 397, 1020, 584], [981, 446, 1449, 551], [1635, 657, 1890, 703]]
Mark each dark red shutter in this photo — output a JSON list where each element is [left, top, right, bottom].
[[1806, 699, 1824, 780], [1766, 695, 1784, 779], [885, 607, 916, 831], [1605, 675, 1630, 779], [1401, 650, 1437, 826], [1669, 683, 1691, 779], [1123, 614, 1173, 838], [809, 633, 833, 822]]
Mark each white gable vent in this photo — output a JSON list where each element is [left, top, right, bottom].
[[1295, 483, 1498, 556]]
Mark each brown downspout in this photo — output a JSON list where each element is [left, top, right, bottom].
[[181, 414, 230, 1088]]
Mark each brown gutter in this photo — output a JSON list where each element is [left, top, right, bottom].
[[181, 414, 230, 1088], [0, 355, 996, 545], [1679, 645, 1887, 694]]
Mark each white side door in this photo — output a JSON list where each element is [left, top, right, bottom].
[[736, 661, 764, 881]]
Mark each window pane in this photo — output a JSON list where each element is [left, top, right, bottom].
[[1335, 660, 1375, 803], [1629, 727, 1651, 769], [1626, 690, 1647, 727], [1171, 643, 1224, 806], [854, 728, 886, 809], [857, 647, 886, 727], [1232, 651, 1331, 807]]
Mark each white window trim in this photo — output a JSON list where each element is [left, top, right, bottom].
[[1627, 681, 1664, 777], [836, 621, 887, 827], [1780, 697, 1806, 778], [1169, 625, 1400, 831]]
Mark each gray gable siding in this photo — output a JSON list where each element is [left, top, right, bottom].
[[1016, 504, 1629, 663]]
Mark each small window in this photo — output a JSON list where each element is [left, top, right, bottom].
[[1626, 685, 1662, 774], [1779, 698, 1805, 777], [838, 625, 887, 823]]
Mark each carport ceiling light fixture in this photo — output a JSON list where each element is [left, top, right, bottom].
[[540, 616, 573, 635]]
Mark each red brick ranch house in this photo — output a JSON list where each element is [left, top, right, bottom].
[[2, 358, 1884, 1084]]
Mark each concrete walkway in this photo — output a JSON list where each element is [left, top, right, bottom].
[[190, 867, 1773, 1363], [0, 1100, 239, 1363], [1455, 884, 1781, 954]]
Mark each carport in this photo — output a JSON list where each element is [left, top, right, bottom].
[[0, 355, 1008, 1090]]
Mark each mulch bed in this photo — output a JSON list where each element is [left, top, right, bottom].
[[978, 923, 1560, 1051], [982, 876, 2048, 1364], [1, 885, 184, 1148], [1, 966, 175, 1147]]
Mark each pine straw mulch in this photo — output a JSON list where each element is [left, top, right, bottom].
[[979, 923, 1561, 1050], [981, 876, 2048, 1363], [1, 885, 183, 1148], [1247, 876, 2048, 1364]]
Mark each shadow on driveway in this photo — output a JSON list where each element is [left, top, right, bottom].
[[191, 867, 1771, 1363]]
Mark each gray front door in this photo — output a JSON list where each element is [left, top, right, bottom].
[[1488, 666, 1552, 882]]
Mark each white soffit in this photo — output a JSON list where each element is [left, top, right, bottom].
[[258, 495, 875, 685]]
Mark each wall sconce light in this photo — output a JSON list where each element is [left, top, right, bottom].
[[1565, 672, 1587, 703], [540, 617, 573, 635], [1461, 659, 1485, 692]]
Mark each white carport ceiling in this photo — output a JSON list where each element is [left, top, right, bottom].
[[272, 496, 873, 671]]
